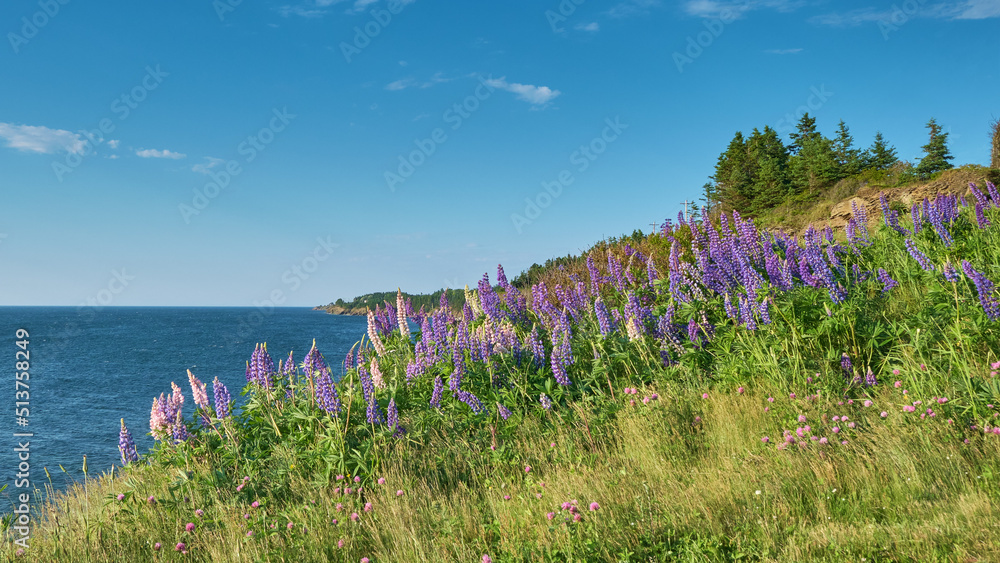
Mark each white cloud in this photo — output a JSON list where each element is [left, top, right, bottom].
[[684, 0, 804, 19], [135, 148, 186, 159], [575, 22, 600, 31], [385, 72, 451, 91], [608, 0, 660, 18], [107, 139, 120, 149], [811, 0, 1000, 26], [764, 48, 803, 54], [0, 123, 86, 154], [484, 76, 561, 106], [949, 0, 1000, 19], [192, 156, 226, 174]]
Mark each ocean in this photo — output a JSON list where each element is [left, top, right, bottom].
[[0, 307, 367, 500]]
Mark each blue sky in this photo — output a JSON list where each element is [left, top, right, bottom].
[[1, 0, 998, 306]]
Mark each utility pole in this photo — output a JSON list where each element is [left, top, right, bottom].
[[680, 199, 693, 221], [649, 221, 658, 234]]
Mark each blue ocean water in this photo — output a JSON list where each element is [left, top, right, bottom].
[[0, 307, 366, 501]]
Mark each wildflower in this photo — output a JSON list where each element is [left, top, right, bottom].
[[503, 495, 511, 500], [540, 393, 553, 410], [148, 496, 156, 505], [175, 542, 186, 552], [364, 502, 373, 512], [396, 490, 404, 496], [761, 436, 770, 443], [737, 387, 745, 394], [354, 476, 361, 483], [702, 393, 709, 399], [547, 512, 555, 520], [338, 540, 345, 548], [864, 400, 873, 407], [789, 392, 796, 399], [246, 531, 253, 537], [154, 543, 161, 551], [589, 502, 600, 511], [524, 465, 532, 474], [377, 477, 386, 485], [819, 437, 828, 444], [185, 522, 195, 532], [798, 415, 807, 423], [251, 501, 260, 508], [832, 427, 841, 434], [483, 555, 493, 563], [117, 494, 125, 501], [350, 513, 359, 522], [497, 402, 512, 421], [881, 411, 888, 418], [195, 509, 204, 517], [212, 377, 231, 419], [894, 381, 902, 388], [768, 397, 774, 403], [848, 422, 856, 429], [362, 558, 370, 563]]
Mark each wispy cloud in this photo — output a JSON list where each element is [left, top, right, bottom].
[[192, 156, 226, 174], [575, 22, 600, 32], [764, 47, 803, 54], [384, 72, 452, 91], [684, 0, 805, 20], [811, 0, 1000, 26], [484, 77, 561, 107], [108, 139, 120, 149], [136, 148, 186, 159], [607, 0, 660, 18], [0, 123, 85, 154], [279, 0, 415, 17]]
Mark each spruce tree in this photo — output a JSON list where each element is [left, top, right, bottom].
[[712, 132, 753, 212], [789, 134, 839, 192], [832, 120, 862, 177], [916, 118, 954, 178], [746, 126, 791, 211], [788, 113, 819, 155], [865, 132, 898, 171]]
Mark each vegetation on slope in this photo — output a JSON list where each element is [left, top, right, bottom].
[[5, 179, 1000, 562]]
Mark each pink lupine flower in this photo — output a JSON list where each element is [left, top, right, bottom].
[[187, 369, 209, 409]]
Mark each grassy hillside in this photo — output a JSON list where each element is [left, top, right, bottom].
[[4, 180, 1000, 562]]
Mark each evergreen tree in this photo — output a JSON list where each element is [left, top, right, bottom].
[[712, 132, 753, 211], [789, 134, 839, 192], [832, 120, 862, 177], [788, 113, 819, 155], [746, 126, 791, 211], [864, 132, 898, 171], [916, 118, 954, 178]]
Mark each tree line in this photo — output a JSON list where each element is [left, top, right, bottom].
[[705, 115, 955, 215]]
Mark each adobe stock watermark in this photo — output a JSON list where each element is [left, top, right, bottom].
[[178, 107, 295, 223], [545, 0, 586, 33], [213, 0, 243, 21], [51, 65, 169, 182], [232, 236, 340, 341], [511, 117, 628, 234], [775, 85, 834, 136], [877, 0, 929, 40], [340, 0, 413, 64], [7, 0, 71, 54], [672, 1, 748, 73], [384, 76, 496, 192]]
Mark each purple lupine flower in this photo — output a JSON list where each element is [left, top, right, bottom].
[[283, 351, 296, 380], [879, 193, 907, 235], [455, 390, 486, 414], [876, 268, 898, 294], [496, 402, 512, 420], [758, 295, 772, 325], [925, 198, 954, 247], [841, 353, 852, 380], [525, 326, 545, 367], [961, 260, 1000, 320], [430, 376, 444, 409], [449, 345, 465, 391], [943, 261, 960, 283], [738, 294, 758, 331], [587, 253, 602, 294], [911, 202, 922, 234], [987, 181, 1000, 206], [687, 318, 700, 345], [119, 418, 138, 465], [539, 393, 553, 410], [607, 253, 625, 293], [172, 412, 189, 443], [974, 201, 991, 229], [358, 364, 385, 425], [904, 239, 935, 271], [864, 368, 878, 387], [386, 398, 398, 432], [646, 256, 660, 291], [212, 377, 231, 419]]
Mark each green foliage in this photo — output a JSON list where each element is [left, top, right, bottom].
[[916, 118, 955, 179]]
